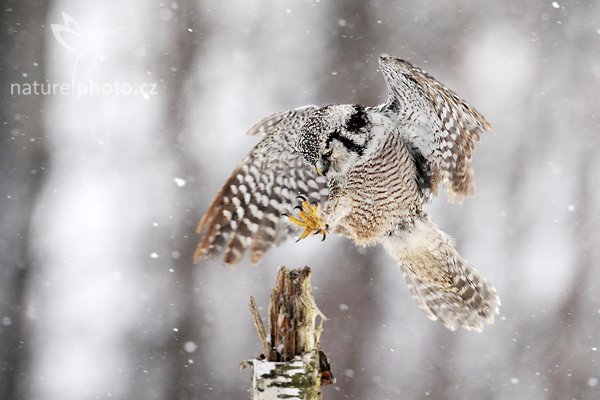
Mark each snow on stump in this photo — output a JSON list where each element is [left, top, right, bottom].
[[243, 266, 334, 400]]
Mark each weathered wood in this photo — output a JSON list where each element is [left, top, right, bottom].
[[249, 296, 270, 357], [244, 266, 333, 400], [269, 266, 321, 361]]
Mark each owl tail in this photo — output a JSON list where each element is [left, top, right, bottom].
[[382, 216, 500, 332]]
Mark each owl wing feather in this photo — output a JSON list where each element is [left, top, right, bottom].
[[383, 216, 500, 332], [194, 105, 328, 265], [378, 54, 492, 200]]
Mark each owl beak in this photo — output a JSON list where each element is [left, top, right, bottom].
[[315, 159, 330, 176]]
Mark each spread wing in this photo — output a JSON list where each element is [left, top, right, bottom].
[[194, 106, 328, 265], [378, 54, 492, 200]]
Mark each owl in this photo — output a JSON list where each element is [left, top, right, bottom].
[[195, 54, 500, 332]]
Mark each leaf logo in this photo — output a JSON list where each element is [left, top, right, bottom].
[[50, 12, 82, 53], [50, 11, 122, 85]]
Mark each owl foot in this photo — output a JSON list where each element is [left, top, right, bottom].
[[284, 195, 329, 241]]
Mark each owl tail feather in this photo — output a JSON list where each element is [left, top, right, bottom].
[[382, 216, 500, 332]]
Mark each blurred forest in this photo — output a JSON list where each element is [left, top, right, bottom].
[[1, 1, 600, 399]]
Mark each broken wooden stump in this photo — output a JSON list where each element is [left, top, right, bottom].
[[243, 266, 334, 400]]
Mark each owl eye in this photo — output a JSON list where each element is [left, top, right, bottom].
[[323, 148, 333, 158]]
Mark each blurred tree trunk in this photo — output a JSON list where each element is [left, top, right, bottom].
[[546, 9, 600, 394], [158, 4, 206, 397], [320, 2, 380, 107], [419, 329, 456, 400], [547, 149, 596, 399], [126, 1, 207, 399], [0, 1, 50, 399]]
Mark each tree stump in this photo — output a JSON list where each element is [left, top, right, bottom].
[[244, 266, 333, 400]]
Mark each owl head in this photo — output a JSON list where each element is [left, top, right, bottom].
[[296, 104, 372, 178]]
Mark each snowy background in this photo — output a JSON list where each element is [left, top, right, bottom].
[[2, 1, 600, 399]]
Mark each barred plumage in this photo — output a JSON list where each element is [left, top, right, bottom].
[[195, 54, 500, 331], [194, 105, 328, 265], [378, 54, 492, 200], [383, 218, 499, 331]]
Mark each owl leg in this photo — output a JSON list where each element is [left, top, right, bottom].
[[284, 195, 329, 241]]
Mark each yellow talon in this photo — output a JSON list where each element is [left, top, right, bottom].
[[286, 197, 328, 241], [287, 215, 308, 227], [298, 229, 312, 240]]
